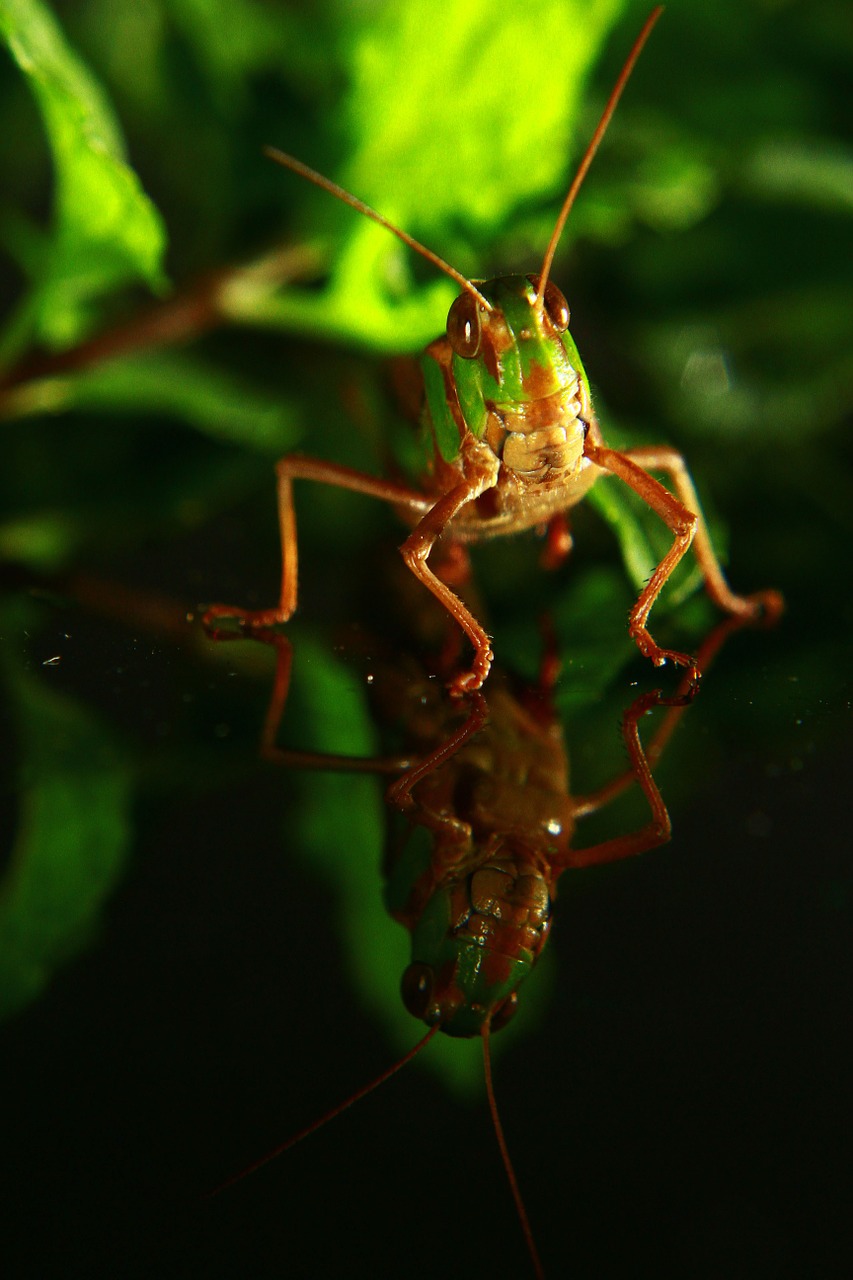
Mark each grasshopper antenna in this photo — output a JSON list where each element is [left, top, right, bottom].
[[535, 5, 664, 310], [263, 147, 493, 313], [482, 1022, 545, 1280], [204, 1024, 439, 1198]]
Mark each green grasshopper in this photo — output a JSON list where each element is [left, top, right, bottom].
[[203, 7, 781, 695]]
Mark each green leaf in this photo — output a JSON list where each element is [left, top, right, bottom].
[[166, 0, 298, 105], [0, 0, 167, 353], [553, 568, 635, 713], [7, 350, 302, 453], [587, 478, 660, 594], [342, 0, 625, 232], [743, 138, 853, 214], [235, 0, 628, 349], [0, 612, 133, 1021]]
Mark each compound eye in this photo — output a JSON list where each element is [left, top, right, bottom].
[[401, 963, 435, 1020], [527, 275, 570, 332], [488, 992, 519, 1034], [542, 281, 570, 332], [447, 291, 483, 358]]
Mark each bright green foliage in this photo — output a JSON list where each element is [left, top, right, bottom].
[[0, 0, 167, 356], [238, 0, 626, 348], [341, 0, 624, 228]]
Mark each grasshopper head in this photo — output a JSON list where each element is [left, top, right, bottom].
[[400, 850, 552, 1038], [424, 275, 591, 470]]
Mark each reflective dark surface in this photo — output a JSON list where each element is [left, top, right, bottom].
[[0, 560, 848, 1278]]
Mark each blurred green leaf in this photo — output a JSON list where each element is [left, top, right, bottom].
[[239, 0, 628, 349], [10, 350, 302, 452], [0, 0, 167, 356], [742, 138, 853, 214], [0, 608, 132, 1021], [341, 0, 624, 231], [166, 0, 295, 104]]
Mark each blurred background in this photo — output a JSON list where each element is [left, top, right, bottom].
[[1, 1, 850, 1276]]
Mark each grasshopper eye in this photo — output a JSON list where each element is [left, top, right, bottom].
[[528, 276, 570, 332], [401, 963, 435, 1019], [447, 292, 483, 358], [543, 282, 570, 331]]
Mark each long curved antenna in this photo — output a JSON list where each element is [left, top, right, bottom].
[[205, 1024, 439, 1198], [263, 147, 493, 313], [535, 5, 664, 310], [482, 1023, 545, 1280]]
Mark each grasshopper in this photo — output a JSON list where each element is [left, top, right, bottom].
[[203, 7, 781, 695]]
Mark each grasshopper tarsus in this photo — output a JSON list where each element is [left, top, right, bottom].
[[201, 603, 292, 642], [747, 588, 786, 628]]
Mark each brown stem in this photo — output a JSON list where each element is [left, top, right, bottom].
[[0, 242, 321, 408]]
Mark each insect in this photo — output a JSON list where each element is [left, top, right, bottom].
[[202, 6, 782, 697], [207, 604, 760, 1275], [209, 590, 747, 1277]]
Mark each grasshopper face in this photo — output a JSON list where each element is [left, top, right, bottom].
[[400, 852, 552, 1038], [451, 276, 579, 411], [423, 276, 592, 478]]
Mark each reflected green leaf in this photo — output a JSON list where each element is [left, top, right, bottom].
[[281, 635, 552, 1094], [0, 609, 132, 1021]]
